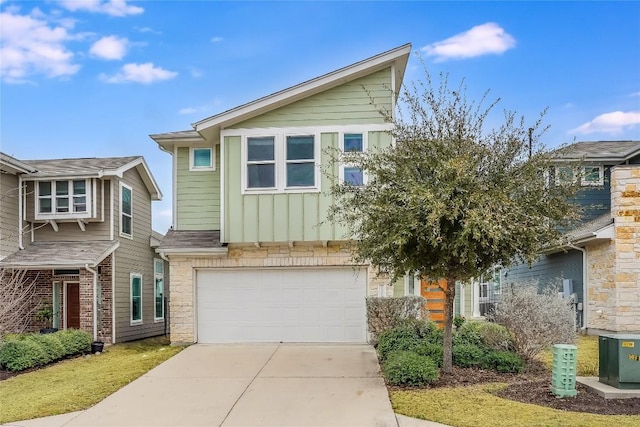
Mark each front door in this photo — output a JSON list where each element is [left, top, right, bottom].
[[66, 283, 80, 329]]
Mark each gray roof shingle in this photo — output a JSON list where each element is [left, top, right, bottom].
[[22, 156, 141, 177], [0, 240, 119, 268], [555, 141, 640, 161], [158, 230, 223, 250]]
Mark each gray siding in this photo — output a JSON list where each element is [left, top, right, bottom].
[[114, 169, 164, 342], [0, 172, 20, 258], [575, 167, 611, 223], [505, 249, 583, 303]]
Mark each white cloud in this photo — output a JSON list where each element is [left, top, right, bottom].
[[210, 36, 223, 43], [422, 22, 516, 62], [569, 111, 640, 135], [0, 9, 79, 83], [99, 62, 177, 84], [57, 0, 143, 17], [135, 26, 160, 34], [89, 35, 128, 60], [178, 107, 197, 115]]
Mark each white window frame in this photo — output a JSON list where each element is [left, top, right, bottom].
[[130, 273, 143, 324], [581, 165, 604, 186], [189, 146, 215, 171], [555, 166, 577, 185], [35, 179, 92, 220], [120, 182, 133, 239], [240, 130, 321, 194], [339, 132, 368, 186], [154, 259, 164, 321]]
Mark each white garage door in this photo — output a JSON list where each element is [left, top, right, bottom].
[[196, 267, 367, 343]]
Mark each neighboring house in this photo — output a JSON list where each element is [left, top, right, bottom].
[[1, 153, 37, 259], [0, 154, 167, 343], [500, 140, 640, 334], [151, 44, 411, 344]]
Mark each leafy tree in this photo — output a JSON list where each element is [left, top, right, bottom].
[[327, 71, 581, 373]]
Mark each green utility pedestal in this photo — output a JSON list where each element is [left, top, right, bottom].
[[551, 344, 578, 398]]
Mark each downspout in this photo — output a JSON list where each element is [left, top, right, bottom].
[[85, 264, 99, 341], [18, 175, 24, 249], [567, 244, 587, 332]]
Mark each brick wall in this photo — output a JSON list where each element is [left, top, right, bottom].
[[168, 242, 392, 343]]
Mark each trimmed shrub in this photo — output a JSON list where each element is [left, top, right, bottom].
[[455, 321, 513, 351], [452, 343, 485, 368], [488, 283, 576, 360], [57, 329, 92, 355], [366, 296, 427, 344], [482, 351, 525, 373], [382, 351, 439, 386], [29, 333, 66, 363], [377, 319, 441, 360], [414, 342, 444, 367], [0, 338, 46, 372]]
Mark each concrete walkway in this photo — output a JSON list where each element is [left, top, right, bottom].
[[3, 344, 448, 427]]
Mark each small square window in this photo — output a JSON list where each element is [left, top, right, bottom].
[[556, 166, 575, 184], [344, 167, 364, 186], [582, 166, 603, 186], [344, 134, 363, 152]]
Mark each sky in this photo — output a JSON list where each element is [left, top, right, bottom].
[[1, 0, 639, 233]]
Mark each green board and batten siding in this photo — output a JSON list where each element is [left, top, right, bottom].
[[175, 145, 221, 230], [224, 131, 391, 243], [222, 68, 395, 244], [231, 68, 392, 129]]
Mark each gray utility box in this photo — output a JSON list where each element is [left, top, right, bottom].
[[599, 334, 640, 389]]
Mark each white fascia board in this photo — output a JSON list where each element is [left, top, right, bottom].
[[194, 44, 411, 133], [0, 154, 37, 174], [106, 157, 163, 200], [149, 131, 206, 152]]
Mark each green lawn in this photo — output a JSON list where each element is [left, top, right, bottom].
[[0, 336, 185, 424], [391, 334, 639, 427]]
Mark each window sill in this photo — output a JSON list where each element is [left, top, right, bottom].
[[189, 166, 215, 172], [130, 320, 143, 326], [120, 232, 134, 240], [35, 212, 92, 221], [242, 187, 321, 195]]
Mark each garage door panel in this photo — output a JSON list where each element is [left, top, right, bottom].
[[196, 268, 366, 343]]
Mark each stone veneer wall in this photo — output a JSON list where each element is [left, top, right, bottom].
[[610, 166, 640, 332], [168, 242, 392, 344], [587, 166, 640, 332]]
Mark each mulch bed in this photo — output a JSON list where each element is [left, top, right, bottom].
[[395, 360, 640, 416]]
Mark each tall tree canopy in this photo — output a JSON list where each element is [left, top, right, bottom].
[[327, 72, 581, 373]]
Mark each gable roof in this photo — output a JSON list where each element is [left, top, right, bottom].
[[0, 152, 37, 174], [20, 156, 162, 200], [554, 140, 640, 162], [150, 43, 412, 149]]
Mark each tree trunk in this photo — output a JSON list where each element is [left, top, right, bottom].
[[442, 276, 457, 374]]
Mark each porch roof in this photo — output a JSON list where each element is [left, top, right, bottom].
[[0, 240, 119, 269], [156, 230, 227, 256]]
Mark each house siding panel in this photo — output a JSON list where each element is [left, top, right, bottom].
[[230, 69, 392, 129], [114, 168, 163, 342], [0, 172, 20, 258], [506, 249, 584, 303], [224, 131, 391, 243], [176, 145, 220, 230], [576, 167, 611, 222]]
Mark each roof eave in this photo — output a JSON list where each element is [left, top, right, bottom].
[[193, 43, 412, 133], [149, 131, 205, 152], [0, 241, 119, 270]]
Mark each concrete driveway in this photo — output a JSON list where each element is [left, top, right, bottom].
[[7, 344, 433, 427]]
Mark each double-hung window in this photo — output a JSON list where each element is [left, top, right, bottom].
[[243, 131, 319, 193], [130, 273, 142, 324], [286, 135, 315, 187], [37, 179, 90, 218], [247, 137, 276, 188], [340, 133, 365, 186], [120, 183, 133, 238], [154, 259, 164, 321]]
